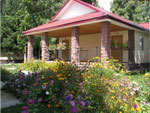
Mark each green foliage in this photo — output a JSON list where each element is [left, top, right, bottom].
[[1, 0, 65, 54], [19, 60, 52, 72], [0, 67, 16, 81], [111, 0, 150, 23]]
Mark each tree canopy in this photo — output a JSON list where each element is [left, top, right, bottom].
[[111, 0, 150, 23], [1, 0, 65, 54]]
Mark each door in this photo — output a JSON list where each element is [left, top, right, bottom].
[[111, 35, 123, 62], [62, 40, 69, 61]]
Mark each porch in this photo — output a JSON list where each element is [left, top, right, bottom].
[[26, 21, 135, 64]]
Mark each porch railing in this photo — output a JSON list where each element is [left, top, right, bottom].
[[49, 48, 88, 61]]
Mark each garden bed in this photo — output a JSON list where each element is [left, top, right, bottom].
[[1, 58, 150, 113]]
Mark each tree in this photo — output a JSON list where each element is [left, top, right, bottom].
[[1, 0, 65, 55], [111, 0, 150, 23]]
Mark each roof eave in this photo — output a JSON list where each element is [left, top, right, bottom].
[[107, 15, 149, 32]]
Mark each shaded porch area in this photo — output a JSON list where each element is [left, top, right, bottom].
[[27, 21, 135, 64]]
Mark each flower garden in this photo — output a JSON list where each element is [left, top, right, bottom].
[[1, 57, 150, 113]]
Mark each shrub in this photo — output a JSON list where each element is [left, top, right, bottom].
[[19, 60, 51, 72], [2, 71, 34, 99], [0, 67, 16, 82]]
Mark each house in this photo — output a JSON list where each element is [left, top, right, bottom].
[[23, 0, 150, 70]]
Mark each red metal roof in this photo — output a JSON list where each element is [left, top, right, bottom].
[[23, 0, 149, 35], [138, 23, 150, 30]]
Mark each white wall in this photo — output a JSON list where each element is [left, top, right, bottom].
[[59, 30, 129, 62], [57, 1, 96, 21], [134, 31, 150, 63]]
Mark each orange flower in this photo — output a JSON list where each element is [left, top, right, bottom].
[[47, 104, 51, 108], [72, 91, 75, 94], [55, 104, 59, 108]]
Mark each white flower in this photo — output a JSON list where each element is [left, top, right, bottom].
[[130, 91, 134, 95], [46, 91, 49, 95]]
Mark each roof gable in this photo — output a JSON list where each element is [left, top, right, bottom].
[[50, 0, 99, 22]]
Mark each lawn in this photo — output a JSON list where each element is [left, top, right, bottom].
[[0, 63, 19, 69]]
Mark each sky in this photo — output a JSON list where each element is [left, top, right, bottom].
[[98, 0, 113, 12]]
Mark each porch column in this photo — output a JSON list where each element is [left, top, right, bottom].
[[27, 35, 34, 60], [101, 21, 111, 60], [71, 27, 80, 63], [128, 30, 135, 63], [42, 32, 49, 61]]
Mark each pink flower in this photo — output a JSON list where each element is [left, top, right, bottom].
[[22, 89, 29, 95], [21, 111, 29, 113], [37, 98, 42, 103], [28, 99, 34, 104], [134, 104, 138, 109], [22, 106, 29, 111], [19, 75, 25, 81], [50, 80, 54, 86]]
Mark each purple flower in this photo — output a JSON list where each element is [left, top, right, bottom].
[[76, 96, 80, 101], [83, 92, 86, 97], [65, 96, 70, 101], [19, 75, 25, 81], [85, 100, 90, 106], [70, 101, 75, 107], [21, 111, 29, 113], [134, 104, 138, 109], [68, 94, 73, 100], [37, 98, 42, 103], [50, 80, 54, 86], [22, 89, 29, 95], [80, 101, 85, 107], [22, 106, 29, 111], [72, 107, 77, 113], [28, 99, 34, 104], [59, 58, 62, 61]]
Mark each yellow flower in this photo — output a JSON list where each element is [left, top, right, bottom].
[[110, 105, 113, 110], [114, 82, 119, 87], [118, 111, 122, 113], [58, 77, 65, 80], [136, 108, 140, 111], [42, 76, 45, 79], [117, 99, 121, 103], [110, 90, 115, 93], [56, 74, 63, 78], [88, 76, 91, 79], [131, 108, 135, 111], [124, 104, 128, 108], [85, 79, 88, 82], [111, 96, 115, 99], [55, 104, 59, 108]]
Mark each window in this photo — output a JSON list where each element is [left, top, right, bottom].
[[140, 37, 144, 51]]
